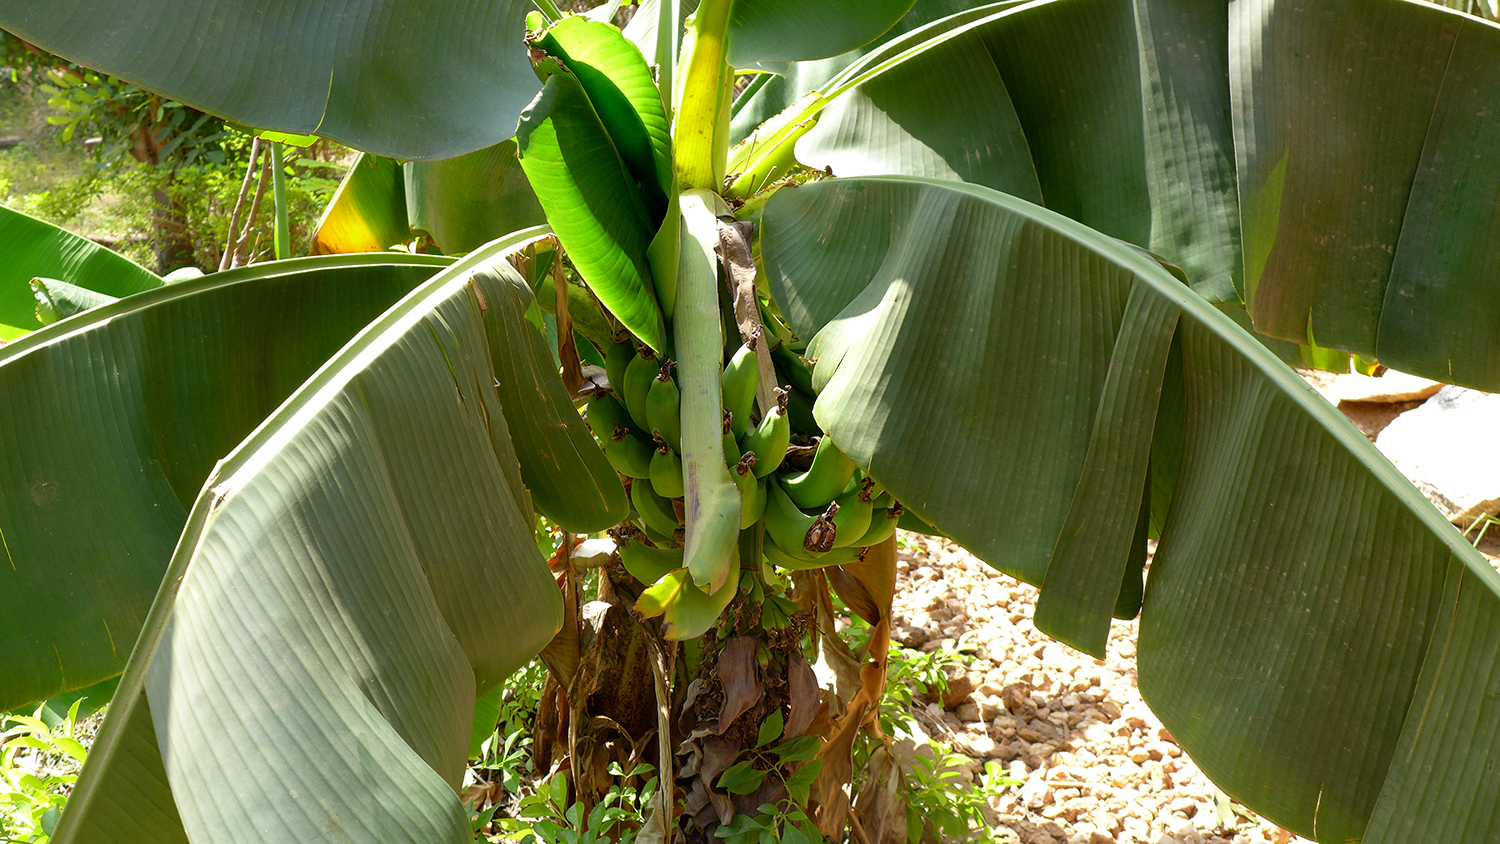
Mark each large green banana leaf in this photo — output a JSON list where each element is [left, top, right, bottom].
[[0, 205, 160, 340], [0, 254, 448, 712], [0, 245, 622, 714], [761, 175, 1497, 842], [404, 141, 546, 256], [727, 0, 1023, 144], [620, 0, 918, 70], [745, 0, 1500, 391], [1236, 0, 1500, 390], [51, 230, 567, 844], [0, 1, 540, 161]]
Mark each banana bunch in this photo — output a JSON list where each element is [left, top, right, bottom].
[[590, 334, 908, 576]]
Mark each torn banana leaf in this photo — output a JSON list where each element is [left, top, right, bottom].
[[761, 175, 1499, 842], [53, 230, 567, 844]]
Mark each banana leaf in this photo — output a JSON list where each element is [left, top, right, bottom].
[[310, 154, 411, 255], [0, 253, 450, 712], [404, 141, 546, 256], [52, 230, 568, 844], [749, 0, 1500, 391], [0, 1, 541, 161], [761, 174, 1498, 842], [0, 205, 160, 340], [1235, 0, 1500, 391]]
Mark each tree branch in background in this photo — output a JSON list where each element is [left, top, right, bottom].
[[218, 137, 261, 271]]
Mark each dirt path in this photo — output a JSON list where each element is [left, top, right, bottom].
[[889, 535, 1310, 844]]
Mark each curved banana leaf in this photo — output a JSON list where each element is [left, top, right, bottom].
[[0, 1, 539, 161], [727, 0, 1022, 144], [517, 72, 666, 352], [726, 0, 917, 68], [536, 17, 674, 220], [0, 206, 159, 340], [761, 175, 1498, 842], [0, 254, 449, 712], [750, 0, 1239, 305], [31, 278, 119, 325], [404, 141, 546, 256], [53, 231, 566, 844], [311, 154, 411, 255], [1236, 0, 1500, 390]]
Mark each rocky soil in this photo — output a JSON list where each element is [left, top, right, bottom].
[[888, 534, 1309, 844]]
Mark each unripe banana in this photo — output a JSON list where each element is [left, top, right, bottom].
[[829, 485, 873, 548], [645, 362, 682, 453], [605, 339, 636, 396], [649, 436, 686, 499], [618, 539, 684, 586], [604, 426, 654, 478], [721, 341, 759, 440], [770, 343, 815, 396], [631, 476, 682, 539], [764, 479, 829, 555], [855, 496, 901, 547], [732, 452, 765, 529], [763, 533, 861, 571], [740, 388, 790, 478], [587, 391, 635, 441], [781, 436, 856, 510], [623, 348, 659, 431]]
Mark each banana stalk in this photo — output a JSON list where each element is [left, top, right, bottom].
[[663, 190, 741, 594]]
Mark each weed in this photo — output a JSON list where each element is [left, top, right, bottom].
[[1, 699, 90, 843]]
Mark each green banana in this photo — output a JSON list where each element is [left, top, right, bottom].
[[649, 437, 686, 499], [631, 476, 682, 539], [856, 496, 901, 548], [770, 343, 815, 396], [740, 388, 790, 478], [732, 452, 765, 529], [781, 436, 856, 510], [646, 361, 682, 453], [763, 534, 861, 571], [605, 339, 636, 396], [721, 340, 759, 439], [829, 485, 873, 548], [618, 539, 684, 586], [764, 478, 829, 555], [587, 391, 635, 441], [623, 347, 659, 431], [604, 426, 654, 478]]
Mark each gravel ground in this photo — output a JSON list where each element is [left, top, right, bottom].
[[889, 535, 1310, 844]]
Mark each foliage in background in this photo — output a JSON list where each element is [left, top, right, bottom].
[[1, 701, 91, 844], [0, 33, 340, 271]]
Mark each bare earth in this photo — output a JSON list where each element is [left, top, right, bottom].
[[889, 535, 1310, 844]]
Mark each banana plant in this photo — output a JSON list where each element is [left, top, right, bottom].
[[4, 0, 1500, 842]]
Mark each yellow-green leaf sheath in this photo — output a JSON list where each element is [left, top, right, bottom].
[[672, 190, 741, 594]]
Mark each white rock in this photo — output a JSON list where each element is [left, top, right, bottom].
[[1325, 369, 1442, 404], [1377, 386, 1500, 525]]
